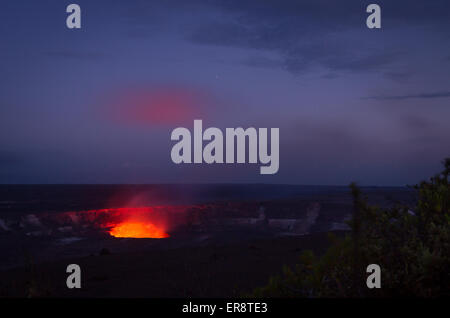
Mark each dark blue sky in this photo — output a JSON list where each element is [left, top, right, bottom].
[[0, 0, 449, 185]]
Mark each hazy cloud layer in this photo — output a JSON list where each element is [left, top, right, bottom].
[[186, 0, 450, 75], [365, 91, 450, 101], [0, 0, 449, 185]]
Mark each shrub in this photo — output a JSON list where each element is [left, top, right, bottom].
[[253, 159, 450, 297]]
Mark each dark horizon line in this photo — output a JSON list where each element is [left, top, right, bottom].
[[0, 182, 412, 188]]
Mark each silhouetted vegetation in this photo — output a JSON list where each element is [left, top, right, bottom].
[[253, 159, 450, 297]]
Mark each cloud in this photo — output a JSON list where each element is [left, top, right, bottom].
[[186, 0, 450, 75], [399, 114, 435, 131], [241, 56, 284, 69], [102, 85, 211, 126], [45, 50, 107, 61], [364, 91, 450, 101], [0, 152, 22, 166], [191, 19, 399, 75], [383, 70, 414, 82]]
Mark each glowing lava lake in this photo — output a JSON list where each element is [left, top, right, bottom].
[[100, 207, 174, 238], [49, 206, 181, 239], [108, 221, 169, 238]]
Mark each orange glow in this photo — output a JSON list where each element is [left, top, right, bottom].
[[109, 221, 169, 238]]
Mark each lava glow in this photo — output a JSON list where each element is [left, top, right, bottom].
[[109, 221, 169, 238]]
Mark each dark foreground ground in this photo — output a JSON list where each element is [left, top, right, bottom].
[[0, 232, 340, 298]]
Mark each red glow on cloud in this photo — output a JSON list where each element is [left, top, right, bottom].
[[105, 86, 209, 125]]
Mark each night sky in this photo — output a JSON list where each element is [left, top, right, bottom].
[[0, 0, 449, 185]]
